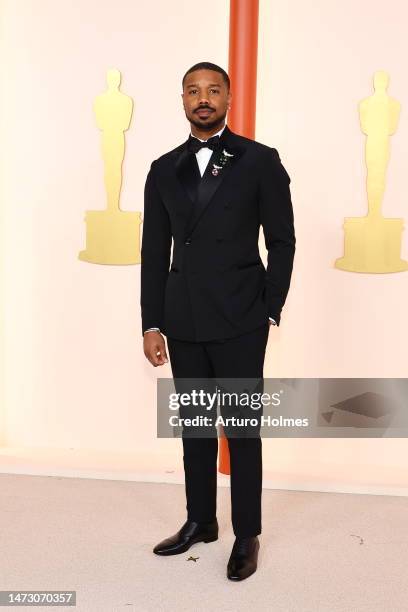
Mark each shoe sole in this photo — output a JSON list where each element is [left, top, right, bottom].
[[227, 569, 256, 581], [153, 533, 218, 556]]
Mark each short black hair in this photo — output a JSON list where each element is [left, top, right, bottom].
[[182, 62, 230, 91]]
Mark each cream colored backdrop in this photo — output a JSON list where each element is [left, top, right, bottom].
[[1, 0, 407, 492]]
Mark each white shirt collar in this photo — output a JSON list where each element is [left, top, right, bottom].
[[190, 124, 226, 142]]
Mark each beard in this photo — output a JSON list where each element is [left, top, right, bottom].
[[186, 108, 227, 132]]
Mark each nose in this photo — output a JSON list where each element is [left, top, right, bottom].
[[198, 94, 210, 106]]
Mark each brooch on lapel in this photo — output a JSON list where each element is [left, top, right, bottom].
[[212, 148, 234, 176]]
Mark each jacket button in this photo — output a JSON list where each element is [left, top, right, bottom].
[[185, 238, 191, 245], [216, 237, 223, 243]]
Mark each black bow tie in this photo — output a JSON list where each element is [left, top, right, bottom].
[[187, 134, 221, 154]]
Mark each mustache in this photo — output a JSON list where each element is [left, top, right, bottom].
[[195, 106, 214, 112]]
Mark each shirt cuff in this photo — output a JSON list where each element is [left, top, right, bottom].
[[269, 317, 277, 325], [144, 327, 161, 334]]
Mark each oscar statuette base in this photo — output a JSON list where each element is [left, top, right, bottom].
[[78, 209, 142, 265], [335, 215, 408, 273]]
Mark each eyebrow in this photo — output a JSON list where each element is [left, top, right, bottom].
[[186, 83, 221, 88]]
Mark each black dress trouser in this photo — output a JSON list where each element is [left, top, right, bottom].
[[166, 322, 270, 538]]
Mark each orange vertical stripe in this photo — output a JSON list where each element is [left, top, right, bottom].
[[218, 0, 259, 475]]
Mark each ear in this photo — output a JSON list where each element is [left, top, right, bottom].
[[227, 91, 232, 107]]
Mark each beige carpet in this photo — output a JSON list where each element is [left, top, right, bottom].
[[1, 473, 407, 612]]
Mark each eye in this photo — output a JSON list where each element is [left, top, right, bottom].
[[189, 89, 197, 94], [210, 89, 220, 94]]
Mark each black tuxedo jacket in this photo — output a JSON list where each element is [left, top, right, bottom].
[[140, 124, 295, 342]]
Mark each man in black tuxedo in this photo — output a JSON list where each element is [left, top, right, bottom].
[[141, 61, 295, 581]]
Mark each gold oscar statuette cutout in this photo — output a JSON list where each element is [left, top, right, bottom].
[[78, 68, 142, 264], [335, 70, 408, 273]]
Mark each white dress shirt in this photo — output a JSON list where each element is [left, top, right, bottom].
[[144, 125, 276, 333]]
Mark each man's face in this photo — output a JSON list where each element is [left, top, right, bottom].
[[182, 69, 231, 132]]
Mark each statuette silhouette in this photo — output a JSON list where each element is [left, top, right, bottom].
[[79, 68, 142, 264], [335, 71, 407, 273]]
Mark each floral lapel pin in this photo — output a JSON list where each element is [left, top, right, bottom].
[[212, 148, 234, 176]]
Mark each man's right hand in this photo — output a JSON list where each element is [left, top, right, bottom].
[[143, 331, 169, 367]]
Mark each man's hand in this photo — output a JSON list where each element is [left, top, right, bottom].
[[143, 331, 169, 367]]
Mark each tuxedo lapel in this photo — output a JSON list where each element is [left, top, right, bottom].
[[174, 146, 201, 205], [173, 125, 247, 239]]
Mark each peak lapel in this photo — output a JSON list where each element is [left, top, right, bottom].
[[174, 145, 201, 206]]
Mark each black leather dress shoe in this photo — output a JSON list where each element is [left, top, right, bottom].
[[227, 536, 260, 581], [153, 518, 218, 555]]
